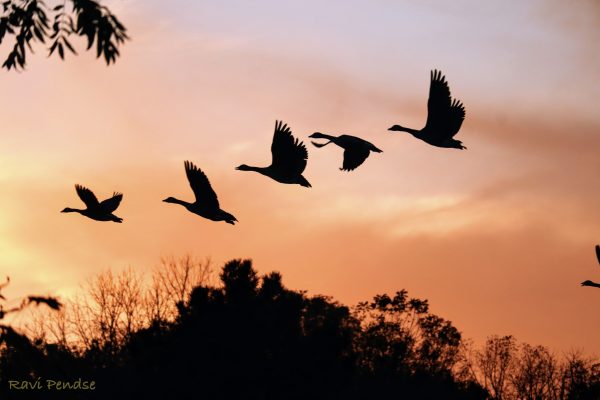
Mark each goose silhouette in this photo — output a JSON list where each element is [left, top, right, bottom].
[[62, 184, 123, 223], [389, 69, 466, 149], [581, 245, 600, 288], [236, 120, 311, 187], [163, 161, 237, 225], [309, 132, 382, 171]]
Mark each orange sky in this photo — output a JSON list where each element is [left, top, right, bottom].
[[1, 0, 599, 354]]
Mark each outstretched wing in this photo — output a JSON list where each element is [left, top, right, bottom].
[[270, 120, 308, 175], [75, 184, 99, 208], [184, 161, 219, 209], [425, 70, 465, 138], [341, 147, 370, 171], [596, 245, 600, 266], [447, 99, 465, 137], [100, 192, 123, 213]]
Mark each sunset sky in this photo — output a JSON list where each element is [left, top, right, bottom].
[[1, 0, 599, 354]]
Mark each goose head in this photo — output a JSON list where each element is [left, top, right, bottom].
[[61, 207, 77, 213], [388, 125, 407, 132], [162, 197, 179, 204], [308, 132, 327, 139], [235, 164, 253, 171], [581, 280, 596, 287]]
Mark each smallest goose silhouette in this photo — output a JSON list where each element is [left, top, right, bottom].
[[581, 245, 600, 289], [309, 132, 382, 171], [62, 184, 123, 223], [163, 161, 237, 225]]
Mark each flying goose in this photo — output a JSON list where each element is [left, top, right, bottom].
[[581, 245, 600, 288], [163, 161, 237, 225], [389, 69, 466, 149], [62, 184, 123, 223], [236, 120, 311, 187], [309, 132, 382, 171]]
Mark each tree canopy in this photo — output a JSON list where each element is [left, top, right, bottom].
[[1, 258, 598, 399]]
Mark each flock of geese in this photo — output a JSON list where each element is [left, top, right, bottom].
[[62, 69, 464, 224], [59, 69, 598, 290]]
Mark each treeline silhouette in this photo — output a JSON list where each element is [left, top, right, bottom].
[[1, 257, 599, 399]]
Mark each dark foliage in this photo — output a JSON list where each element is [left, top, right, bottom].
[[0, 0, 127, 70], [0, 259, 597, 399], [0, 259, 483, 399]]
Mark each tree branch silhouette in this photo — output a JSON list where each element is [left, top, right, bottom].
[[0, 0, 128, 70]]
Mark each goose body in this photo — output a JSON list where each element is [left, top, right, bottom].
[[236, 120, 311, 187], [581, 245, 600, 288], [309, 132, 382, 171], [62, 184, 123, 223], [163, 161, 237, 225], [389, 69, 466, 149]]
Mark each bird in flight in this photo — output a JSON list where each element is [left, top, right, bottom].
[[309, 132, 382, 171], [236, 120, 311, 187], [163, 161, 237, 225], [581, 245, 600, 289], [389, 69, 466, 149], [62, 184, 123, 223]]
